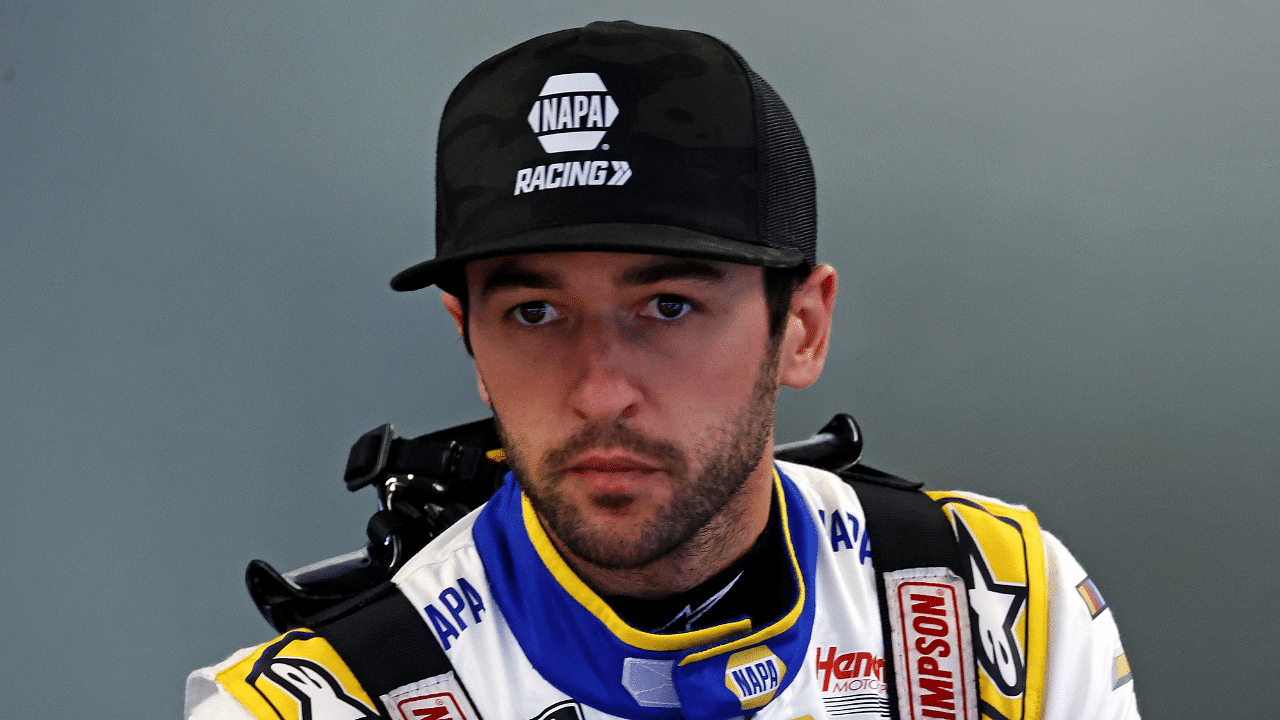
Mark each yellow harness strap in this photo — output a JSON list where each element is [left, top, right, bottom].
[[216, 629, 380, 720], [926, 492, 1049, 720]]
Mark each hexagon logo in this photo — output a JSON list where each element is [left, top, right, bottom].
[[526, 72, 620, 153], [724, 645, 787, 710]]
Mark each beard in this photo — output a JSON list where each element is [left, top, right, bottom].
[[494, 341, 781, 570]]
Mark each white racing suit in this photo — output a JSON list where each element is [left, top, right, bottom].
[[186, 461, 1139, 720]]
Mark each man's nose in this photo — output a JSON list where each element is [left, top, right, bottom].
[[565, 314, 643, 422]]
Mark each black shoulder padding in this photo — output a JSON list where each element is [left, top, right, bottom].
[[838, 462, 923, 491], [839, 465, 962, 572], [308, 582, 452, 702]]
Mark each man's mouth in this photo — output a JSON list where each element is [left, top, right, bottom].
[[564, 453, 667, 495], [570, 454, 664, 473], [539, 421, 688, 488]]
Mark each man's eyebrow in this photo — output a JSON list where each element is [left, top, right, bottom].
[[619, 259, 725, 286], [478, 263, 561, 295]]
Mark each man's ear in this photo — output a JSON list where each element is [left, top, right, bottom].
[[777, 264, 838, 390], [441, 291, 465, 336], [441, 291, 491, 407]]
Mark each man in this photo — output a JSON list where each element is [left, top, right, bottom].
[[186, 21, 1139, 720]]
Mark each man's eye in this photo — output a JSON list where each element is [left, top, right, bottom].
[[646, 295, 692, 320], [512, 301, 559, 326]]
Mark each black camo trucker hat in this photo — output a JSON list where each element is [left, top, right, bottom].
[[391, 20, 817, 293]]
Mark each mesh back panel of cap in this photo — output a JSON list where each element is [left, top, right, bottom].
[[747, 68, 818, 266], [715, 39, 817, 266]]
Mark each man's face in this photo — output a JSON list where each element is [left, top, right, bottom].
[[456, 252, 782, 570]]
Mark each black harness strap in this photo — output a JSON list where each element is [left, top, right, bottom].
[[307, 582, 462, 718], [838, 466, 969, 720]]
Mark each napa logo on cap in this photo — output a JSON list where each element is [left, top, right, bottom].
[[527, 72, 620, 153], [513, 72, 632, 195], [724, 646, 787, 710]]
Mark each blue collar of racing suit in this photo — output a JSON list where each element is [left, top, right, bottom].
[[472, 465, 820, 720]]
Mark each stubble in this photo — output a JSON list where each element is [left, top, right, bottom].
[[495, 341, 781, 571]]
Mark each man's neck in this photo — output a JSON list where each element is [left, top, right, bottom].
[[544, 455, 777, 600], [606, 495, 786, 632]]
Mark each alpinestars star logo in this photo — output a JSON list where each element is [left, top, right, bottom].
[[262, 657, 380, 720], [513, 72, 631, 195], [527, 73, 619, 153], [955, 516, 1028, 697]]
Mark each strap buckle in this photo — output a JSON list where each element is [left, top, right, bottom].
[[344, 423, 394, 492]]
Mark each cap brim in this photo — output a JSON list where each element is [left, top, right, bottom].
[[390, 223, 808, 292]]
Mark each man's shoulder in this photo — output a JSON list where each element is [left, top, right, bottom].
[[774, 459, 856, 499], [185, 644, 258, 719], [926, 488, 1034, 513], [393, 500, 486, 580], [185, 630, 380, 720], [777, 460, 1054, 542], [185, 505, 489, 719]]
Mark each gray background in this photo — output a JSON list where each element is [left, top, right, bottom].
[[2, 1, 1275, 717]]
